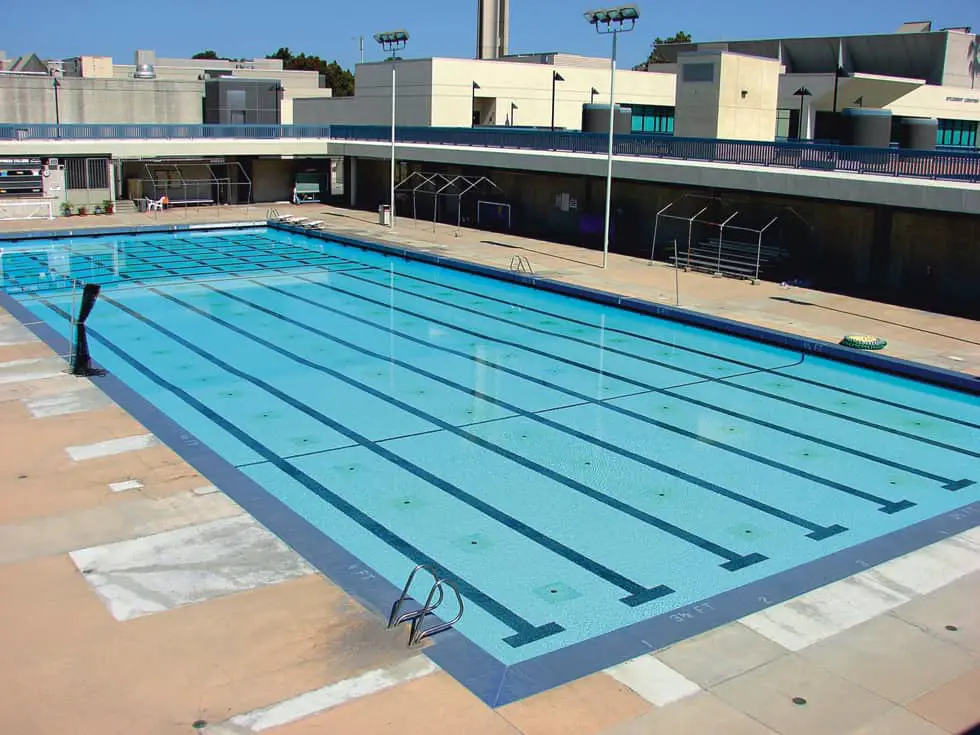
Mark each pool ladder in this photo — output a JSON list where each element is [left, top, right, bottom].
[[510, 255, 533, 274], [387, 564, 464, 646]]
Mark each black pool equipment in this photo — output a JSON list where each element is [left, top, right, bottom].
[[70, 283, 103, 376]]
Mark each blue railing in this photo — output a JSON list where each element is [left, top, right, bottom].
[[2, 123, 979, 183], [0, 123, 334, 140], [329, 125, 980, 183]]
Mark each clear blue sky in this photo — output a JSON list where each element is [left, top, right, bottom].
[[1, 0, 977, 70]]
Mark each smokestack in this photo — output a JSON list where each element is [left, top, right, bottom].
[[477, 0, 510, 60]]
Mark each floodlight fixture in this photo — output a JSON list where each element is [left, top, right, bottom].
[[584, 4, 639, 33], [374, 29, 410, 53]]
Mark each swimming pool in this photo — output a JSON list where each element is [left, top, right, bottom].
[[2, 225, 978, 702]]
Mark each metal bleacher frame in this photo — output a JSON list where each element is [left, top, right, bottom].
[[651, 195, 782, 283]]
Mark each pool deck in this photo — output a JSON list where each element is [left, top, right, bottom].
[[0, 204, 978, 735]]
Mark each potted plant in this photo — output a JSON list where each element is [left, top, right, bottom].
[[102, 199, 115, 215], [77, 205, 88, 216], [60, 201, 73, 217]]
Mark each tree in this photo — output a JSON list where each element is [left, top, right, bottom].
[[192, 50, 220, 60], [646, 31, 693, 65], [266, 48, 355, 96]]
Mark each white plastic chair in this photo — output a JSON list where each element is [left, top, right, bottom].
[[144, 196, 165, 212]]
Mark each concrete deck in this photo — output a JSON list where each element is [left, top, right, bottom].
[[0, 204, 977, 734]]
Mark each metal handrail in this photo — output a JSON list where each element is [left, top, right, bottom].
[[408, 579, 464, 646], [387, 564, 444, 630]]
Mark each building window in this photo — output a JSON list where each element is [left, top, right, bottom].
[[681, 63, 714, 83], [628, 104, 675, 134], [937, 119, 978, 147]]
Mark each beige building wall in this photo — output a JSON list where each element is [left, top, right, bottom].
[[295, 56, 674, 130], [673, 53, 723, 139], [0, 76, 204, 124], [885, 84, 980, 123], [675, 51, 780, 141], [430, 58, 675, 128], [716, 53, 780, 141], [64, 56, 114, 78], [294, 60, 435, 127]]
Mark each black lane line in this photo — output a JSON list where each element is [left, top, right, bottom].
[[207, 280, 876, 530], [321, 273, 980, 461], [101, 293, 676, 608], [232, 389, 661, 470], [288, 275, 964, 498], [131, 287, 765, 573], [255, 279, 966, 493], [348, 267, 980, 431], [37, 301, 564, 649]]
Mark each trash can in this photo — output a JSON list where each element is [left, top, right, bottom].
[[378, 204, 391, 226]]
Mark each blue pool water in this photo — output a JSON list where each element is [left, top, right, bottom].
[[2, 227, 978, 669]]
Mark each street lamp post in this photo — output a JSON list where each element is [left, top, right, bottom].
[[551, 71, 565, 130], [793, 86, 811, 140], [472, 81, 481, 127], [374, 29, 410, 229], [511, 102, 518, 126], [585, 4, 639, 269], [52, 77, 61, 138], [591, 86, 599, 105]]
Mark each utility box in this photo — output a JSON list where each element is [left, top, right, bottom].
[[378, 204, 391, 226]]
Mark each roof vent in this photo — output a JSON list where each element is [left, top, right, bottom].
[[134, 63, 156, 79]]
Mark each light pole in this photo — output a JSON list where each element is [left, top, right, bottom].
[[52, 77, 61, 138], [472, 81, 481, 126], [590, 86, 599, 104], [511, 101, 518, 126], [793, 86, 811, 140], [551, 71, 565, 130], [585, 4, 639, 269], [374, 29, 409, 229]]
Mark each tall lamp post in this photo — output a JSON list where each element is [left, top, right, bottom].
[[590, 86, 600, 104], [374, 29, 409, 229], [585, 4, 639, 269], [793, 86, 811, 140], [52, 77, 61, 138], [511, 101, 518, 126], [551, 71, 565, 130]]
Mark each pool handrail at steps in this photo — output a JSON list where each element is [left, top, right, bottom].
[[388, 564, 465, 646]]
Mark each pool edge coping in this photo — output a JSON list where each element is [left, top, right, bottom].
[[1, 221, 978, 710]]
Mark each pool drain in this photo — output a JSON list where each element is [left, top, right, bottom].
[[791, 697, 807, 706], [192, 720, 208, 730]]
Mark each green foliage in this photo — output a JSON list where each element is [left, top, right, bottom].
[[646, 31, 693, 65], [266, 47, 355, 96], [191, 50, 220, 60]]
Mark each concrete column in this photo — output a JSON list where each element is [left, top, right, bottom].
[[349, 157, 357, 208]]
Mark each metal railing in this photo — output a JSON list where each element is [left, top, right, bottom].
[[0, 123, 333, 140], [2, 123, 978, 183]]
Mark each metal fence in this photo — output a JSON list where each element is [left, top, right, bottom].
[[0, 124, 334, 140], [2, 123, 978, 183]]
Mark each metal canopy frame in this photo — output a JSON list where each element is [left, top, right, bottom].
[[433, 175, 502, 233], [140, 159, 252, 207], [651, 194, 780, 281], [395, 172, 452, 224], [396, 171, 503, 232]]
